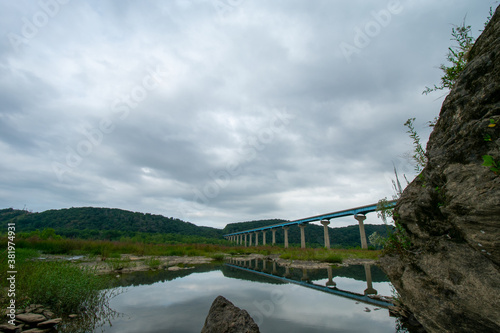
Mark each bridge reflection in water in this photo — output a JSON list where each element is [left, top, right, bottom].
[[226, 258, 393, 309]]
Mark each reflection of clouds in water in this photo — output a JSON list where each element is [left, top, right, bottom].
[[258, 284, 392, 332], [104, 269, 397, 333]]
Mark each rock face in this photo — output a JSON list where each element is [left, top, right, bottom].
[[201, 296, 260, 333], [380, 5, 500, 333]]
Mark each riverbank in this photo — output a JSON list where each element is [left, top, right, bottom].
[[31, 251, 380, 275]]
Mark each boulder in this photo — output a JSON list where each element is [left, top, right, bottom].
[[201, 296, 260, 333], [14, 314, 46, 324], [380, 5, 500, 333], [37, 318, 62, 328], [22, 329, 50, 333], [0, 323, 23, 333]]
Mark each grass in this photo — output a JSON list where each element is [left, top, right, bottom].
[[144, 257, 162, 269], [210, 253, 226, 262], [3, 237, 381, 270], [276, 248, 380, 263], [106, 257, 136, 271], [0, 248, 112, 316]]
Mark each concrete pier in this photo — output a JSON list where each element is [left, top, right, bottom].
[[271, 229, 276, 245], [262, 230, 267, 245], [321, 219, 331, 249], [244, 234, 247, 247], [364, 264, 377, 295], [254, 232, 259, 246], [301, 268, 310, 283], [326, 266, 336, 287], [354, 214, 368, 249], [298, 223, 306, 249], [283, 226, 289, 248], [249, 233, 253, 247]]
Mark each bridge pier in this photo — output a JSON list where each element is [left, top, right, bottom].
[[262, 230, 267, 245], [249, 233, 253, 246], [321, 219, 331, 249], [364, 264, 377, 295], [298, 223, 307, 249], [326, 266, 336, 287], [244, 233, 247, 247], [283, 226, 289, 248], [239, 234, 243, 245], [254, 232, 259, 246], [271, 229, 276, 245], [354, 214, 368, 249], [301, 268, 310, 283]]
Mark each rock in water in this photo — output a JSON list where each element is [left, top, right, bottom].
[[380, 5, 500, 333], [201, 296, 260, 333]]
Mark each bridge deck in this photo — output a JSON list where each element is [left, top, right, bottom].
[[224, 201, 396, 237]]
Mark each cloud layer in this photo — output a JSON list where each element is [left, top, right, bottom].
[[0, 0, 492, 228]]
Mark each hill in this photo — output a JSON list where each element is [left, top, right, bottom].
[[0, 207, 222, 241], [1, 207, 389, 247]]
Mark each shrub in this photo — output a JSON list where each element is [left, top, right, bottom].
[[145, 257, 161, 269], [211, 254, 225, 262], [19, 260, 109, 314], [324, 254, 343, 264]]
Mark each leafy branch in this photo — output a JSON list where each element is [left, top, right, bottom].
[[423, 8, 494, 95], [404, 118, 427, 173]]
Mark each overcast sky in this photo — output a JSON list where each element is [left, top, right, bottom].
[[0, 0, 495, 229]]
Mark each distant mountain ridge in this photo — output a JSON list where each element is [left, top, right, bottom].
[[0, 207, 389, 247]]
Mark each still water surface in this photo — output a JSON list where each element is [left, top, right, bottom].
[[98, 263, 400, 333]]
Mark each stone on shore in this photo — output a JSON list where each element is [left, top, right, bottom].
[[201, 296, 260, 333], [0, 323, 23, 333], [37, 318, 62, 328], [13, 314, 46, 324]]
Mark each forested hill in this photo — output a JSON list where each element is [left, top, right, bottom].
[[0, 207, 222, 240], [0, 207, 390, 247]]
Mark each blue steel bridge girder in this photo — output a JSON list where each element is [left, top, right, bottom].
[[224, 201, 396, 238]]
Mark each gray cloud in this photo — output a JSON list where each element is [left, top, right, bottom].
[[0, 0, 493, 228]]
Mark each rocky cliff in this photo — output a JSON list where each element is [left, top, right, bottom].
[[380, 5, 500, 333]]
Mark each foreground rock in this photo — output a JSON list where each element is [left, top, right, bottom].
[[0, 305, 61, 333], [380, 5, 500, 333], [201, 296, 260, 333]]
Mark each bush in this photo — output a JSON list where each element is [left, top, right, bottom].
[[324, 254, 343, 264], [211, 254, 225, 262], [19, 261, 109, 314], [145, 257, 161, 269]]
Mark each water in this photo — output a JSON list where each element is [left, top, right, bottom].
[[97, 261, 401, 333]]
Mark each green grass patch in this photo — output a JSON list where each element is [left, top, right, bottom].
[[144, 257, 162, 269], [19, 261, 109, 314], [210, 253, 225, 262], [276, 248, 381, 263]]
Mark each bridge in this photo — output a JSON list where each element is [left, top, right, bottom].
[[225, 259, 393, 308], [224, 201, 397, 249]]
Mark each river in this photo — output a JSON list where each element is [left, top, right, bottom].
[[86, 259, 406, 333]]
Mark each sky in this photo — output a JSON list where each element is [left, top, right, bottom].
[[0, 0, 495, 229]]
